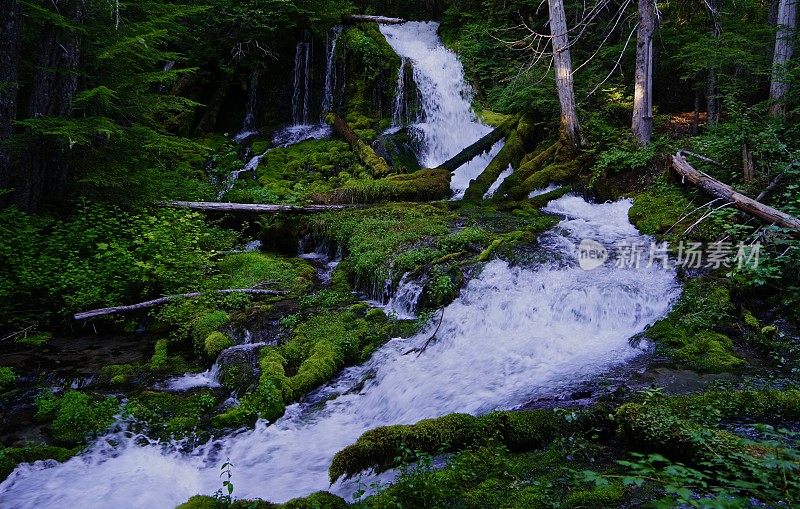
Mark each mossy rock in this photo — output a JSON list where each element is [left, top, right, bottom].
[[125, 390, 217, 440], [98, 363, 138, 386], [321, 168, 451, 204], [280, 491, 347, 509], [0, 444, 79, 483], [35, 391, 119, 446], [191, 310, 230, 353], [217, 252, 315, 296], [204, 331, 234, 358], [0, 366, 16, 393]]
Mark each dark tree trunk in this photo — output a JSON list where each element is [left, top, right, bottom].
[[0, 0, 22, 204], [16, 0, 84, 212], [692, 89, 700, 136], [548, 0, 583, 154], [706, 0, 721, 126], [769, 0, 798, 117]]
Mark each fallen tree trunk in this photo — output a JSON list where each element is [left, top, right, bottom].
[[164, 201, 354, 213], [462, 120, 529, 200], [325, 113, 392, 176], [672, 151, 800, 230], [493, 141, 560, 199], [438, 118, 517, 173], [344, 15, 405, 24], [75, 289, 289, 320]]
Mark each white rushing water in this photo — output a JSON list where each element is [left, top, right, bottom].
[[0, 195, 680, 508], [379, 22, 502, 198], [322, 26, 343, 114]]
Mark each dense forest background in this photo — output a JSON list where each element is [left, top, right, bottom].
[[1, 0, 800, 507]]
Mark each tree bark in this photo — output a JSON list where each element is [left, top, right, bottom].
[[632, 0, 656, 145], [548, 0, 583, 154], [692, 89, 700, 136], [769, 0, 798, 117], [16, 0, 85, 212], [463, 120, 530, 200], [0, 0, 22, 202], [437, 118, 517, 173], [325, 113, 392, 176], [343, 15, 406, 25], [706, 0, 721, 126], [164, 201, 356, 213], [74, 289, 289, 321], [671, 152, 800, 230], [742, 143, 755, 183]]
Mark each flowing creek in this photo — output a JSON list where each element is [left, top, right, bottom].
[[0, 194, 680, 508], [1, 21, 681, 509]]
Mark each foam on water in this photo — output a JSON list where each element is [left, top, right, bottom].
[[0, 195, 680, 508]]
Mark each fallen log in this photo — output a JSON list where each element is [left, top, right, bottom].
[[344, 15, 405, 24], [493, 141, 560, 199], [164, 201, 354, 213], [462, 121, 527, 200], [672, 151, 800, 230], [325, 113, 392, 177], [74, 289, 289, 321], [438, 118, 517, 174]]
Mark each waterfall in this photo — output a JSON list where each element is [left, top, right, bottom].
[[291, 40, 311, 126], [234, 71, 259, 142], [385, 272, 424, 319], [391, 57, 410, 126], [0, 195, 680, 508], [321, 26, 343, 114], [379, 22, 502, 198]]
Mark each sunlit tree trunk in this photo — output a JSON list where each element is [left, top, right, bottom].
[[548, 0, 583, 154], [632, 0, 655, 145], [769, 0, 797, 117], [0, 0, 22, 204], [706, 0, 721, 125]]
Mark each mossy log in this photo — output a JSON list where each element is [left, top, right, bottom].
[[163, 201, 355, 213], [672, 151, 800, 230], [325, 113, 391, 177], [320, 168, 451, 204], [438, 118, 518, 174], [492, 141, 560, 199], [344, 15, 406, 24], [462, 120, 529, 201], [74, 289, 288, 320]]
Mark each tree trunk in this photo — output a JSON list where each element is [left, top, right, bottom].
[[325, 113, 392, 176], [769, 0, 798, 117], [632, 0, 656, 145], [671, 152, 800, 229], [343, 15, 406, 25], [0, 0, 22, 202], [742, 143, 755, 183], [16, 0, 84, 212], [548, 0, 583, 153], [437, 118, 517, 173], [164, 201, 356, 213], [692, 89, 700, 136], [706, 0, 721, 126]]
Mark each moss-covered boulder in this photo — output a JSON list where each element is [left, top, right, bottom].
[[35, 391, 118, 446], [0, 366, 16, 393], [204, 331, 234, 358]]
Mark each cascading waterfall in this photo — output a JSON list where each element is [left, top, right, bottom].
[[0, 194, 680, 508], [391, 57, 411, 126], [321, 26, 343, 114], [234, 71, 260, 143], [379, 22, 502, 198], [291, 40, 312, 126], [385, 272, 424, 319]]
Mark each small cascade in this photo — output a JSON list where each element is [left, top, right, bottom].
[[234, 71, 260, 142], [385, 273, 424, 319], [379, 22, 502, 198], [291, 39, 312, 126], [391, 57, 411, 127], [484, 164, 513, 199], [529, 183, 561, 198], [321, 26, 343, 114], [298, 236, 342, 285], [158, 340, 267, 392]]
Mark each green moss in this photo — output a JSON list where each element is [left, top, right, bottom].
[[15, 332, 51, 347], [280, 491, 347, 509], [0, 444, 79, 482], [462, 120, 525, 201], [204, 331, 234, 358], [98, 363, 137, 386], [0, 366, 15, 393], [217, 252, 315, 296], [191, 310, 230, 352], [325, 168, 452, 204], [175, 496, 225, 509], [476, 109, 515, 127], [125, 390, 217, 440], [645, 277, 743, 372], [562, 483, 625, 508], [628, 180, 692, 236], [149, 338, 170, 371], [42, 391, 119, 445]]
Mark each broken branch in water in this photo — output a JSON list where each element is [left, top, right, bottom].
[[403, 307, 446, 357]]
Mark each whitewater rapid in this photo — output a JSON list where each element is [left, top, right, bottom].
[[0, 195, 680, 508]]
